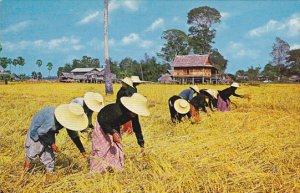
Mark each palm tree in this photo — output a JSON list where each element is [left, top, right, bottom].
[[36, 59, 42, 72], [12, 59, 18, 74], [46, 62, 53, 77], [104, 0, 113, 94], [17, 56, 25, 75]]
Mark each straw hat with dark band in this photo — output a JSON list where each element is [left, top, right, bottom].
[[190, 85, 199, 93], [55, 103, 88, 131], [120, 93, 150, 116], [84, 92, 104, 112], [121, 77, 134, 88], [174, 99, 190, 114], [204, 89, 219, 99], [231, 82, 240, 88], [131, 76, 143, 83]]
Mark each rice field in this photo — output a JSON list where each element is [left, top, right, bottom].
[[0, 82, 299, 192]]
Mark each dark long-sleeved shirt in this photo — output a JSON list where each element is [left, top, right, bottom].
[[98, 103, 145, 147], [116, 86, 137, 103], [219, 87, 242, 101]]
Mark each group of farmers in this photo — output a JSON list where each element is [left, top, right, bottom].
[[24, 76, 149, 173], [168, 82, 245, 123], [24, 76, 245, 174]]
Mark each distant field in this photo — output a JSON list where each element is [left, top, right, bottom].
[[0, 82, 299, 192]]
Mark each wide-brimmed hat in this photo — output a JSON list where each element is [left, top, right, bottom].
[[131, 76, 145, 83], [84, 92, 104, 112], [174, 99, 190, 114], [121, 77, 134, 88], [231, 82, 240, 88], [190, 85, 199, 93], [55, 103, 88, 131], [120, 93, 150, 116], [204, 89, 219, 99]]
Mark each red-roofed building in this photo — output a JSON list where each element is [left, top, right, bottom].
[[172, 54, 219, 84]]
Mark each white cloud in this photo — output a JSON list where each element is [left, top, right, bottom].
[[220, 12, 230, 20], [77, 11, 100, 25], [122, 33, 140, 44], [247, 13, 300, 37], [146, 18, 164, 32], [290, 44, 300, 50], [3, 36, 84, 52], [226, 41, 260, 59], [109, 0, 139, 12], [123, 0, 139, 11], [172, 17, 180, 22], [0, 20, 31, 34], [121, 33, 153, 48]]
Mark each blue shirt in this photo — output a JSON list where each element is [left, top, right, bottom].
[[29, 106, 78, 145], [179, 89, 195, 101]]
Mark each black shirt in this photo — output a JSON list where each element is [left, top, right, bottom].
[[219, 87, 242, 101]]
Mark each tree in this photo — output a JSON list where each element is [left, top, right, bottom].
[[187, 6, 221, 54], [46, 62, 53, 77], [17, 56, 25, 75], [261, 63, 277, 81], [7, 58, 12, 73], [287, 49, 300, 76], [0, 57, 8, 70], [12, 59, 18, 74], [247, 66, 261, 81], [104, 0, 113, 95], [36, 59, 43, 73], [270, 37, 290, 81], [209, 49, 227, 74], [158, 29, 190, 64], [37, 72, 43, 80]]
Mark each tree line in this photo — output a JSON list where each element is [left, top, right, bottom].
[[235, 37, 300, 82]]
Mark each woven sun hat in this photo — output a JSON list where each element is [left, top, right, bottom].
[[204, 89, 219, 99], [120, 93, 150, 116], [190, 85, 199, 93], [174, 99, 190, 114], [121, 77, 134, 88], [231, 82, 240, 88], [55, 103, 88, 131], [131, 76, 143, 83], [83, 92, 104, 112]]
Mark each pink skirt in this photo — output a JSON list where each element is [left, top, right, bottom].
[[217, 96, 231, 112], [90, 120, 124, 173]]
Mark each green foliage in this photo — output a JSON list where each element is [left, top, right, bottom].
[[209, 49, 227, 74], [158, 29, 190, 63], [187, 6, 221, 54], [57, 56, 100, 76]]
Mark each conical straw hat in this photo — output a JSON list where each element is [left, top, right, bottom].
[[131, 76, 143, 83], [120, 93, 150, 116], [204, 89, 219, 99], [84, 92, 104, 112], [190, 85, 199, 93], [174, 99, 190, 114], [55, 103, 88, 131], [121, 77, 134, 88], [230, 82, 240, 88]]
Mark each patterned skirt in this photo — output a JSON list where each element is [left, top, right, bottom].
[[217, 96, 231, 112], [90, 120, 124, 173]]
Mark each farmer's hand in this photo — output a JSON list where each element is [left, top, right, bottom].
[[24, 160, 31, 172], [112, 133, 121, 143], [141, 147, 145, 156], [51, 144, 60, 153], [81, 152, 88, 158]]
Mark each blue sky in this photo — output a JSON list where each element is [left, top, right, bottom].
[[1, 0, 299, 76]]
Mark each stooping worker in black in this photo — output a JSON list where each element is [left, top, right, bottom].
[[116, 77, 145, 151], [90, 93, 150, 173], [217, 82, 244, 112]]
